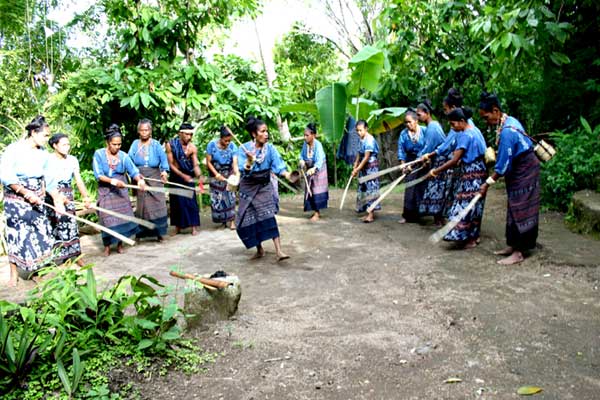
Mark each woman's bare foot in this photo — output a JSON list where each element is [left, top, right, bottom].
[[251, 246, 265, 260], [464, 239, 478, 249], [116, 243, 125, 254], [229, 221, 236, 230], [397, 217, 407, 224], [170, 227, 181, 236], [7, 264, 18, 287], [309, 212, 320, 222], [104, 246, 111, 257], [277, 251, 290, 261], [497, 251, 524, 265], [157, 235, 164, 243], [76, 258, 86, 267], [494, 246, 513, 256], [191, 227, 199, 236]]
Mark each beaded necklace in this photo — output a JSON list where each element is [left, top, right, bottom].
[[408, 126, 421, 143], [106, 149, 120, 171], [495, 113, 508, 145]]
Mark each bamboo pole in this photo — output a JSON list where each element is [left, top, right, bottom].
[[169, 271, 231, 290], [301, 169, 313, 198], [366, 173, 407, 213], [339, 176, 353, 210], [80, 203, 156, 230], [44, 202, 135, 246], [358, 158, 422, 184], [429, 194, 482, 243], [121, 183, 193, 199]]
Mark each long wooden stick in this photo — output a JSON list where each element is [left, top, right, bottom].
[[301, 169, 313, 198], [429, 193, 482, 243], [44, 203, 135, 246], [366, 173, 407, 213], [169, 271, 231, 289], [82, 203, 156, 230], [121, 183, 193, 199], [144, 177, 197, 192], [339, 176, 353, 210], [358, 158, 422, 184], [274, 174, 298, 194]]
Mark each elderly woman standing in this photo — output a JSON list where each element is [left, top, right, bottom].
[[427, 108, 487, 249], [299, 123, 329, 221], [47, 133, 91, 266], [128, 118, 169, 242], [352, 120, 381, 223], [0, 116, 65, 285], [479, 92, 540, 265], [93, 124, 146, 256], [236, 116, 293, 261], [397, 110, 427, 224], [206, 126, 239, 230]]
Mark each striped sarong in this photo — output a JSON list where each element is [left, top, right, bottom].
[[209, 161, 236, 223], [236, 170, 279, 249], [504, 150, 540, 251], [136, 166, 168, 238], [3, 177, 54, 278], [97, 173, 139, 246], [48, 181, 81, 264], [419, 155, 452, 218], [444, 158, 487, 243], [304, 160, 329, 212], [356, 159, 381, 212]]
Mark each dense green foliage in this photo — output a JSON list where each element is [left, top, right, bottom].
[[0, 266, 214, 398]]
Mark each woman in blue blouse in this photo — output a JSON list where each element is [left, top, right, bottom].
[[206, 126, 239, 229], [236, 116, 293, 261], [479, 92, 540, 265], [397, 110, 427, 223], [416, 101, 449, 225], [299, 123, 329, 221], [1, 116, 66, 285], [352, 120, 381, 223], [93, 124, 146, 256], [427, 107, 487, 248], [128, 118, 169, 242]]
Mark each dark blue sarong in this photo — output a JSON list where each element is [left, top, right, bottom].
[[169, 138, 200, 228]]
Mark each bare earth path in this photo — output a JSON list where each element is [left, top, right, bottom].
[[2, 187, 599, 399]]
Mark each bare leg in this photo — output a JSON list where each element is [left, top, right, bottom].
[[251, 244, 265, 259], [494, 246, 514, 256], [103, 246, 111, 257], [229, 220, 236, 230], [116, 242, 124, 254], [273, 237, 289, 261], [309, 211, 320, 222], [170, 227, 181, 236], [191, 226, 199, 236], [497, 250, 524, 265], [7, 263, 18, 287]]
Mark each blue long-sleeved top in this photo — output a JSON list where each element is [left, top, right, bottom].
[[128, 139, 169, 171], [300, 139, 326, 170], [0, 140, 58, 192], [435, 130, 457, 157], [455, 127, 486, 164], [494, 115, 533, 176], [93, 149, 140, 179], [238, 142, 287, 176], [397, 126, 426, 161], [420, 121, 445, 156], [206, 140, 237, 165]]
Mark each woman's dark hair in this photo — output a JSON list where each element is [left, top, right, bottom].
[[137, 118, 152, 130], [405, 109, 418, 120], [356, 119, 368, 129], [416, 99, 434, 115], [49, 133, 68, 147], [179, 122, 194, 131], [245, 115, 265, 135], [25, 115, 49, 137], [479, 91, 502, 112], [219, 125, 233, 138], [447, 106, 473, 122], [443, 88, 463, 108], [305, 122, 317, 135], [104, 123, 122, 141]]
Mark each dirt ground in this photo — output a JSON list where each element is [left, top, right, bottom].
[[1, 186, 600, 399]]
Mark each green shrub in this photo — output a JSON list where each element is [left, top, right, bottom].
[[541, 117, 600, 210]]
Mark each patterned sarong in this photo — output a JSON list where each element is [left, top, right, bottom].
[[48, 181, 81, 264], [444, 158, 487, 242], [97, 173, 139, 246], [304, 160, 329, 212], [3, 177, 54, 278], [136, 166, 168, 238], [169, 138, 200, 228], [402, 153, 429, 222], [419, 156, 452, 217], [209, 162, 236, 223], [505, 150, 540, 251], [236, 171, 279, 249], [356, 159, 381, 212]]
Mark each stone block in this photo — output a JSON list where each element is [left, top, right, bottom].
[[184, 274, 241, 329], [569, 190, 600, 239]]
